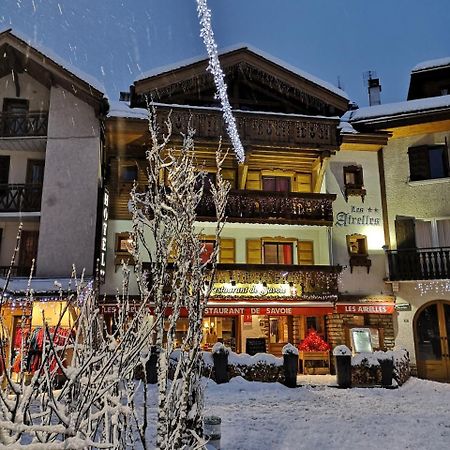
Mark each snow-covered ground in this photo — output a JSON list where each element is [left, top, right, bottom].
[[143, 376, 450, 449]]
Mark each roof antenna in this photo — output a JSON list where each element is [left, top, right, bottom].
[[363, 70, 382, 106]]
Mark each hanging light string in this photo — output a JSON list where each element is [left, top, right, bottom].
[[415, 280, 450, 296], [196, 0, 245, 164]]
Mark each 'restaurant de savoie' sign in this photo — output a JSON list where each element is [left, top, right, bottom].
[[210, 283, 302, 298], [335, 205, 381, 227]]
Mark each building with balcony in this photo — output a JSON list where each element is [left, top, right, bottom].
[[0, 29, 107, 370], [103, 46, 397, 361], [347, 57, 450, 382]]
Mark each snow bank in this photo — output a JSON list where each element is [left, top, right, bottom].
[[282, 343, 299, 356]]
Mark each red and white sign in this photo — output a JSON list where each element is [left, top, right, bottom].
[[335, 303, 395, 315]]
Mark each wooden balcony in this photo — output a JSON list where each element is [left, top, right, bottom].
[[197, 190, 336, 225], [144, 263, 341, 301], [386, 247, 450, 281], [0, 111, 48, 137], [0, 184, 43, 213]]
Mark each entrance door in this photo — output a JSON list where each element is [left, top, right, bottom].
[[268, 316, 292, 356], [415, 301, 450, 382]]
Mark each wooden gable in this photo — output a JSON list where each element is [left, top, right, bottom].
[[0, 29, 106, 113], [132, 47, 348, 116]]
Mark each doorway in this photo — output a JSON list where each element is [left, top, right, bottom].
[[414, 301, 450, 382]]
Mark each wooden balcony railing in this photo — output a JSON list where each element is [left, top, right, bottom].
[[0, 266, 33, 277], [0, 111, 48, 137], [197, 190, 336, 225], [144, 262, 341, 301], [386, 247, 450, 281], [0, 184, 43, 212]]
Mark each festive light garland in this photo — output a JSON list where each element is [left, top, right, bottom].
[[196, 0, 245, 163], [415, 280, 450, 296]]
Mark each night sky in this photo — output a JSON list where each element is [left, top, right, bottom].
[[2, 0, 450, 107]]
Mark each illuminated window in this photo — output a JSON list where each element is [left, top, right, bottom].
[[200, 240, 215, 264], [263, 242, 293, 264]]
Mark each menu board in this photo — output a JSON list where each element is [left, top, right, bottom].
[[245, 338, 267, 356], [351, 328, 373, 353]]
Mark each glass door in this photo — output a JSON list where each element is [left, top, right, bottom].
[[415, 301, 450, 382]]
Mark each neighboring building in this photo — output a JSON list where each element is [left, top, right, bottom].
[[103, 46, 397, 364], [348, 58, 450, 382], [0, 29, 107, 371]]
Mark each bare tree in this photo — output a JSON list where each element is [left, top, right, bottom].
[[129, 108, 229, 449]]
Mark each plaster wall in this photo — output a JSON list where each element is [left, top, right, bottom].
[[383, 131, 450, 247], [0, 149, 45, 184], [36, 86, 101, 277], [0, 72, 49, 111], [326, 149, 388, 296]]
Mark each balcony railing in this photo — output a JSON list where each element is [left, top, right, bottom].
[[197, 190, 336, 225], [0, 111, 48, 137], [386, 247, 450, 281], [0, 184, 43, 213], [0, 266, 33, 277], [144, 262, 341, 300]]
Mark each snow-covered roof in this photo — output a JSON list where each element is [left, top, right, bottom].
[[108, 100, 339, 122], [412, 56, 450, 73], [348, 94, 450, 123], [136, 43, 349, 100], [108, 101, 149, 119], [0, 27, 105, 94]]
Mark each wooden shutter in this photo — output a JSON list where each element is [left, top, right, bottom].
[[395, 217, 416, 249], [408, 146, 430, 181], [222, 169, 236, 189], [298, 240, 314, 265], [245, 171, 261, 190], [246, 239, 262, 264], [219, 238, 235, 263], [295, 173, 312, 193]]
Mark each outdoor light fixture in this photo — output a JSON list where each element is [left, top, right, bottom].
[[230, 279, 236, 286], [262, 281, 267, 288]]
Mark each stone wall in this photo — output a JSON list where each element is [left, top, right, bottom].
[[326, 313, 395, 350]]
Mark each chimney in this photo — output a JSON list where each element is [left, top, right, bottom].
[[363, 71, 382, 106]]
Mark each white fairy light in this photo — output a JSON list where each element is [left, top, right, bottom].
[[196, 0, 245, 163], [415, 279, 450, 296]]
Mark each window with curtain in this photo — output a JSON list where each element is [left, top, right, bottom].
[[200, 240, 215, 263], [415, 220, 433, 249], [263, 242, 293, 264], [437, 219, 450, 247]]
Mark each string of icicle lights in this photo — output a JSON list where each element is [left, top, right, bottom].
[[196, 0, 245, 164], [415, 280, 450, 296]]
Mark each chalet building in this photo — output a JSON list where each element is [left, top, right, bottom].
[[0, 29, 107, 372], [347, 57, 450, 382], [103, 46, 397, 366]]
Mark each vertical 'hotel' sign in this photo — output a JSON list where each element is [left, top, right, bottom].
[[99, 188, 109, 283]]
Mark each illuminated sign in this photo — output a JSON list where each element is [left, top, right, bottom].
[[210, 282, 302, 298], [335, 205, 381, 227], [99, 188, 109, 283]]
